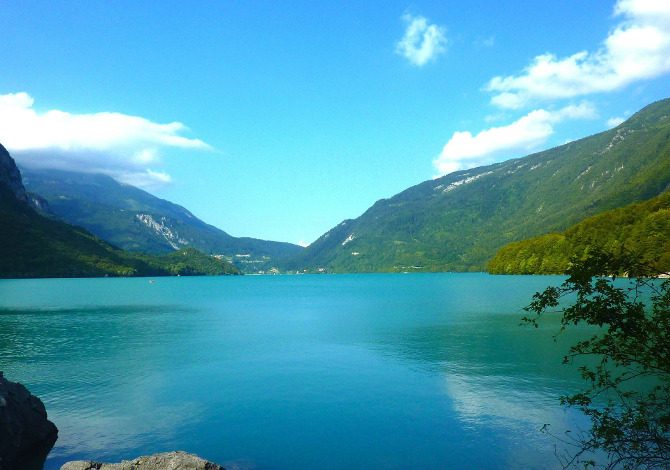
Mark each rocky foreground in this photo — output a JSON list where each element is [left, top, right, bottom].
[[0, 372, 225, 470], [61, 451, 225, 470], [0, 371, 58, 470]]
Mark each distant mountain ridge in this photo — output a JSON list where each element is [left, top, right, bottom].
[[0, 144, 239, 278], [9, 97, 670, 275], [21, 168, 303, 273], [289, 98, 670, 272]]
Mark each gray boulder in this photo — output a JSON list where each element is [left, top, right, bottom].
[[61, 451, 225, 470], [0, 371, 58, 470]]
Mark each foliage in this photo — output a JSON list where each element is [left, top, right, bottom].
[[488, 189, 670, 274], [525, 250, 670, 469], [292, 98, 670, 273], [134, 248, 240, 276]]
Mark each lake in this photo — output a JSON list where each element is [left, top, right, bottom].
[[0, 273, 589, 469]]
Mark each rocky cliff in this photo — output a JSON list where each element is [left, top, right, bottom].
[[0, 143, 27, 203]]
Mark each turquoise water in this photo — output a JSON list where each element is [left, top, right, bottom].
[[0, 273, 588, 469]]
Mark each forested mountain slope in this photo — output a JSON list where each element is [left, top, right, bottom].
[[289, 98, 670, 272], [0, 144, 239, 278], [22, 168, 303, 273], [488, 189, 670, 274]]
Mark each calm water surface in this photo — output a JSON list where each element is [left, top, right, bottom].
[[0, 273, 588, 469]]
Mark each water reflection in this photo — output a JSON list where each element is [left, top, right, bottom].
[[51, 400, 204, 460], [367, 309, 590, 469]]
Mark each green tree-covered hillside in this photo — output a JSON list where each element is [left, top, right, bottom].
[[0, 144, 239, 278], [290, 98, 670, 272], [22, 168, 302, 273], [488, 189, 670, 274], [1, 184, 239, 278]]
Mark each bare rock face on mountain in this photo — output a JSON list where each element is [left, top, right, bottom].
[[0, 371, 58, 470], [0, 143, 27, 202], [60, 451, 225, 470]]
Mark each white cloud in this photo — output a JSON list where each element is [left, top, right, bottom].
[[395, 14, 447, 67], [433, 103, 596, 175], [120, 169, 173, 188], [486, 0, 670, 109], [607, 116, 626, 128], [0, 92, 210, 188]]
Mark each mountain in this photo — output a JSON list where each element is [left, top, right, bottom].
[[0, 144, 239, 278], [21, 168, 303, 273], [488, 189, 670, 274], [0, 143, 28, 203], [290, 98, 670, 272]]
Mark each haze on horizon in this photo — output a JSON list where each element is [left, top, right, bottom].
[[1, 0, 669, 245]]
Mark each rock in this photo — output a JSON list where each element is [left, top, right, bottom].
[[0, 371, 58, 470], [27, 191, 52, 214], [0, 143, 28, 203], [61, 451, 225, 470]]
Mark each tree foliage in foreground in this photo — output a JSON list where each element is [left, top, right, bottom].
[[525, 250, 670, 468]]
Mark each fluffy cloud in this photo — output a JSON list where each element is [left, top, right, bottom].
[[395, 14, 447, 67], [486, 0, 670, 109], [433, 103, 596, 175], [0, 92, 210, 188]]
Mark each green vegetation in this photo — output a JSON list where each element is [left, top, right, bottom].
[[525, 251, 670, 468], [291, 98, 670, 273], [22, 168, 302, 273], [0, 143, 239, 278], [139, 248, 240, 276], [7, 97, 670, 275], [0, 186, 239, 279], [488, 190, 670, 274]]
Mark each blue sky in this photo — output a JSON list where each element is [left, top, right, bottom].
[[1, 0, 669, 245]]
